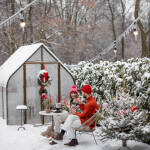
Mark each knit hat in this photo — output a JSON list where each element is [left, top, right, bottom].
[[69, 85, 78, 95], [81, 84, 92, 94]]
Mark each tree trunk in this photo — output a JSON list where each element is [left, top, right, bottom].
[[10, 0, 16, 53], [120, 0, 125, 59], [107, 0, 116, 40], [28, 0, 33, 43], [148, 11, 150, 57], [134, 0, 149, 57]]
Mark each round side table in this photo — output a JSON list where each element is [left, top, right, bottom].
[[16, 105, 28, 131]]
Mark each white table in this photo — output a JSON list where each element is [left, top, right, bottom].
[[16, 105, 28, 131], [39, 110, 67, 145]]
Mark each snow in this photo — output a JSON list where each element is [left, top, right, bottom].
[[16, 105, 28, 110], [0, 118, 150, 150], [143, 72, 150, 79]]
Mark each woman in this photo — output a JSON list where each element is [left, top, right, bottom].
[[41, 85, 81, 139]]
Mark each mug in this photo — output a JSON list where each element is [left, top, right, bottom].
[[56, 103, 62, 109]]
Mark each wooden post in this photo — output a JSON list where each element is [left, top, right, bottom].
[[41, 62, 44, 125], [23, 64, 27, 124], [58, 63, 61, 102], [122, 140, 127, 147], [2, 87, 4, 119]]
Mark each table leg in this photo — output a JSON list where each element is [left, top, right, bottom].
[[49, 115, 57, 145], [18, 110, 25, 131]]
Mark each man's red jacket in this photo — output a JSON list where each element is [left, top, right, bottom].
[[75, 96, 99, 129]]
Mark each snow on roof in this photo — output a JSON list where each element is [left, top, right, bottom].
[[0, 43, 72, 87], [0, 43, 42, 87]]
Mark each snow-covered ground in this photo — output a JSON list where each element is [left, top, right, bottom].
[[0, 118, 150, 150]]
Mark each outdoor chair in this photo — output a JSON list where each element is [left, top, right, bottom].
[[75, 110, 100, 145]]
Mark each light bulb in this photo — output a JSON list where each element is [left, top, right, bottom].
[[20, 18, 26, 29], [133, 29, 138, 36], [114, 49, 117, 54], [114, 47, 117, 57], [100, 60, 103, 64]]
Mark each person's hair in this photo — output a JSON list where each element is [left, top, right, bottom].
[[70, 92, 78, 99]]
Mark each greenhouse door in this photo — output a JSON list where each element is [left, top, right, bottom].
[[24, 62, 61, 125]]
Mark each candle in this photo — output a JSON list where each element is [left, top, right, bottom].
[[50, 96, 51, 104], [63, 97, 66, 104]]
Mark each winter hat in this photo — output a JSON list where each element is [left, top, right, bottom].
[[81, 84, 92, 94], [69, 85, 78, 95]]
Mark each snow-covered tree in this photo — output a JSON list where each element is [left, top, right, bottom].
[[99, 89, 150, 146], [99, 90, 148, 140]]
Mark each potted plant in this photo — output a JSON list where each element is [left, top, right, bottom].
[[44, 97, 52, 113]]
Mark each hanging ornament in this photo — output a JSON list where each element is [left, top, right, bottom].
[[37, 69, 52, 86], [41, 93, 47, 100], [119, 110, 125, 115], [131, 106, 137, 112], [102, 103, 108, 109]]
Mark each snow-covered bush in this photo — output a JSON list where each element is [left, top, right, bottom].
[[68, 58, 150, 111]]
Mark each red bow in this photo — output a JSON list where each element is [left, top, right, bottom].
[[131, 106, 136, 112], [41, 72, 48, 83]]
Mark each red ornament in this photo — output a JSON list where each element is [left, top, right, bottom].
[[42, 84, 44, 91], [41, 93, 46, 100], [131, 106, 137, 112], [119, 110, 125, 115]]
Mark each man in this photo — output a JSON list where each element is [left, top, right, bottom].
[[56, 84, 99, 146]]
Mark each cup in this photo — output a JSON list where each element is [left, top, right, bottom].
[[56, 103, 62, 109]]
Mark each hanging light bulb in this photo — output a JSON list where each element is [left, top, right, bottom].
[[20, 19, 26, 28], [113, 41, 117, 61], [114, 47, 117, 54], [20, 11, 26, 31], [100, 60, 103, 64], [113, 41, 117, 53], [133, 22, 138, 40], [133, 28, 138, 36]]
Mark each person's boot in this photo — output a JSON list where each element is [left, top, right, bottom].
[[55, 130, 65, 140], [41, 126, 52, 137], [64, 139, 78, 146]]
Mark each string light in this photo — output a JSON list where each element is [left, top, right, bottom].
[[20, 11, 26, 31], [113, 41, 117, 54], [133, 22, 138, 40], [100, 60, 103, 64], [113, 41, 117, 61]]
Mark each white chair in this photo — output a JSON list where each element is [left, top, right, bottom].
[[75, 110, 100, 144]]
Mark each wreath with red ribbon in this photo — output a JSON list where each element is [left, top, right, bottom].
[[37, 69, 52, 100], [37, 70, 50, 86]]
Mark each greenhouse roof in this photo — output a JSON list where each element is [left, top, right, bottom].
[[0, 43, 66, 87]]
